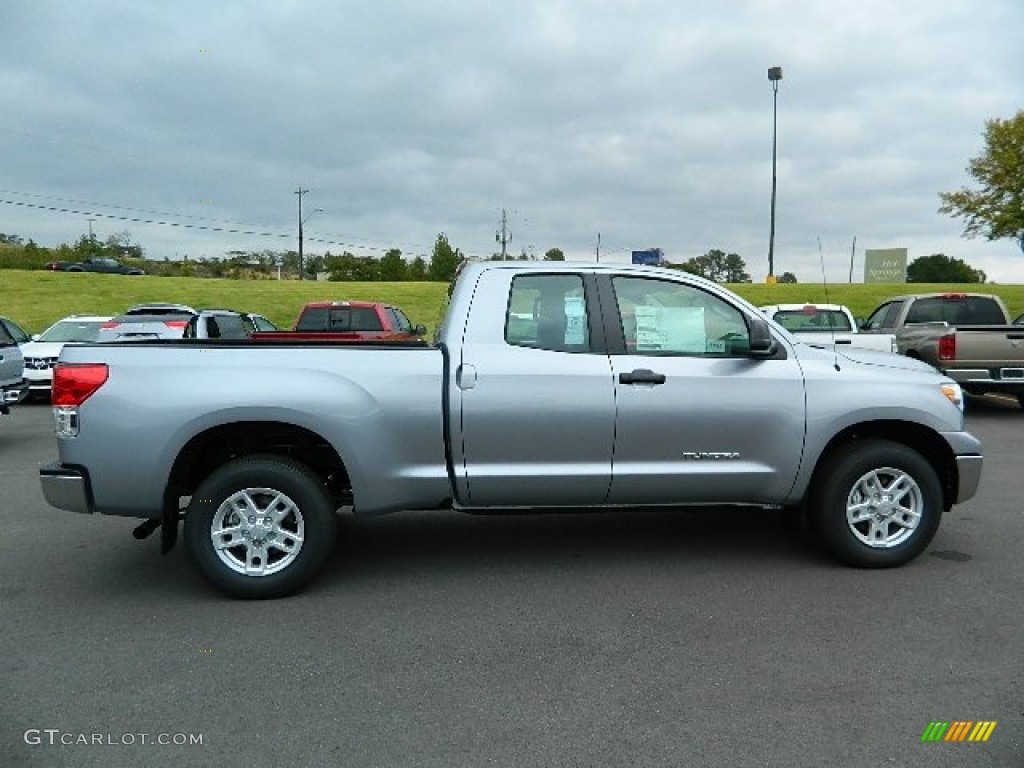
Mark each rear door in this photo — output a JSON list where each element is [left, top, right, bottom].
[[454, 270, 616, 507], [602, 274, 806, 505]]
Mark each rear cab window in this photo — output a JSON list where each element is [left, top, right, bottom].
[[772, 308, 852, 332]]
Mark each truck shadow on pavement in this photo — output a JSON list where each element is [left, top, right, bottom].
[[322, 505, 828, 585]]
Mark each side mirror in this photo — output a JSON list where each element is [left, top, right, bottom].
[[747, 313, 778, 357], [30, 334, 40, 341], [413, 324, 427, 336]]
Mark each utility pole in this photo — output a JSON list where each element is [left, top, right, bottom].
[[295, 187, 309, 280], [87, 219, 96, 241], [595, 232, 601, 262], [495, 208, 510, 260]]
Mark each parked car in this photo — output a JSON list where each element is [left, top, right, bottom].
[[861, 292, 1024, 407], [20, 315, 113, 397], [0, 316, 32, 345], [97, 303, 197, 342], [39, 262, 981, 598], [44, 257, 145, 275], [0, 320, 29, 415], [759, 303, 897, 353], [182, 309, 279, 339]]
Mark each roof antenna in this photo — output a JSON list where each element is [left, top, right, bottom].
[[818, 236, 841, 371]]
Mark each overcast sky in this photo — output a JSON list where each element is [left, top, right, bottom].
[[2, 0, 1023, 282]]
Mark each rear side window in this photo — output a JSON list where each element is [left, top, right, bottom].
[[0, 323, 13, 346], [505, 274, 590, 353]]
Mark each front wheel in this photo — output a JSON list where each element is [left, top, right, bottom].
[[809, 440, 942, 568], [184, 455, 337, 598]]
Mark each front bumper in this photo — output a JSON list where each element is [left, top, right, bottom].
[[39, 462, 94, 514]]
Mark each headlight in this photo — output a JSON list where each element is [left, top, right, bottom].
[[940, 382, 964, 412]]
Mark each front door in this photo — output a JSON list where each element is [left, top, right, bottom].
[[604, 274, 806, 505]]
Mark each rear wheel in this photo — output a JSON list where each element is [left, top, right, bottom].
[[809, 439, 942, 568], [184, 455, 336, 598]]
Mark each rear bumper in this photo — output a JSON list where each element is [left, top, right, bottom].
[[946, 368, 1024, 394], [39, 462, 94, 514]]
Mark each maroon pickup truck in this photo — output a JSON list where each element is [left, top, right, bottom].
[[252, 300, 427, 342]]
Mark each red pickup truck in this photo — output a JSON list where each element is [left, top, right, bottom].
[[252, 301, 427, 342]]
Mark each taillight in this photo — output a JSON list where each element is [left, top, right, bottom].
[[52, 364, 109, 406], [100, 321, 119, 329], [938, 333, 956, 361], [164, 320, 188, 329]]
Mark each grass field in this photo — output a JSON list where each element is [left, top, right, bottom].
[[3, 269, 1023, 334]]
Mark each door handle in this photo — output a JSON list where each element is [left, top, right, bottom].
[[618, 368, 666, 385]]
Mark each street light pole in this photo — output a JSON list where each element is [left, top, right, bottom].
[[295, 187, 309, 280], [767, 66, 783, 282]]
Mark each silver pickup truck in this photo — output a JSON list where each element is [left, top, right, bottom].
[[40, 262, 983, 598]]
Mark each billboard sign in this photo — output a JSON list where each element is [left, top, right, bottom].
[[864, 248, 907, 283], [631, 248, 664, 266]]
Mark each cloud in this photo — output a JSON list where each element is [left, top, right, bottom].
[[2, 0, 1023, 280]]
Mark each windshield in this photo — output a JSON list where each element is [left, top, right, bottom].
[[39, 320, 107, 343]]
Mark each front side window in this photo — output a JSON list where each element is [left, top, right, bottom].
[[390, 308, 413, 333], [862, 301, 900, 331], [612, 276, 751, 356], [505, 274, 590, 352]]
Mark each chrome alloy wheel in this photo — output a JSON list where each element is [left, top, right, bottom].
[[210, 487, 305, 576], [845, 466, 923, 549]]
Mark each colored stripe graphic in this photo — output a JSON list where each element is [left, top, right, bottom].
[[921, 722, 949, 742], [921, 720, 996, 742], [944, 721, 973, 741], [969, 722, 997, 742]]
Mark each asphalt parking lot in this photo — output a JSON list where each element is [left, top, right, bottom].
[[1, 398, 1022, 768]]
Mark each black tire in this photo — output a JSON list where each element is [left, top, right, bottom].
[[184, 455, 337, 598], [809, 439, 942, 568], [1016, 393, 1024, 410]]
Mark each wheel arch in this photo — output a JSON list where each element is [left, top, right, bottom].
[[807, 420, 959, 511], [163, 420, 351, 520]]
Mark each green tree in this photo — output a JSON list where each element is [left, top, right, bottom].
[[906, 253, 985, 283], [326, 251, 379, 281], [544, 248, 565, 261], [408, 256, 427, 281], [304, 254, 324, 279], [428, 233, 463, 281], [379, 248, 407, 281], [778, 271, 798, 283], [939, 110, 1024, 249], [681, 249, 749, 282]]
